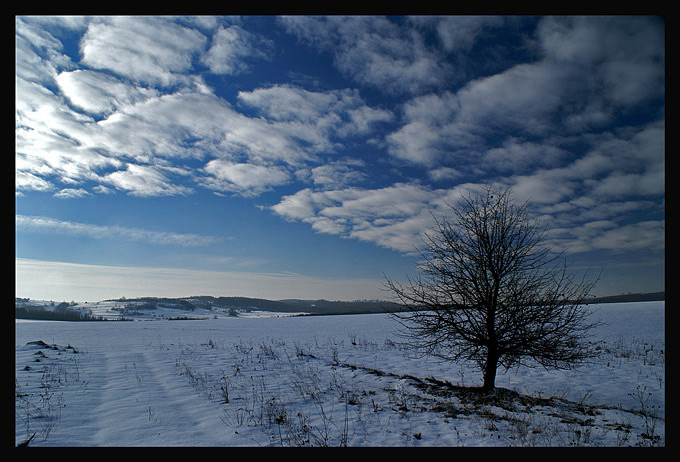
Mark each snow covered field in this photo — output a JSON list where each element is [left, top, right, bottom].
[[15, 301, 665, 446]]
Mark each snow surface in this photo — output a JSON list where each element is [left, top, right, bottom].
[[15, 301, 665, 446]]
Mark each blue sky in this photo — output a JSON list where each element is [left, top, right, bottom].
[[15, 15, 665, 302]]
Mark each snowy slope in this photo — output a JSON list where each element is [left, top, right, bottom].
[[15, 301, 664, 446]]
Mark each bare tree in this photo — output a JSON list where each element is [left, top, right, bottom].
[[385, 185, 600, 391]]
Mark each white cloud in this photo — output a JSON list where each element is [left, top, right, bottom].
[[336, 37, 447, 95], [546, 219, 665, 255], [456, 62, 570, 136], [538, 16, 664, 106], [15, 76, 125, 190], [273, 166, 665, 258], [590, 220, 665, 252], [483, 139, 567, 174], [507, 121, 664, 206], [15, 172, 53, 192], [237, 85, 393, 139], [428, 166, 463, 182], [589, 169, 664, 198], [385, 91, 467, 165], [271, 183, 474, 253], [414, 16, 505, 53], [239, 85, 341, 122], [19, 78, 340, 197], [509, 170, 579, 205], [53, 188, 92, 199], [80, 86, 384, 170], [16, 215, 221, 247], [102, 164, 193, 197], [202, 25, 272, 74], [202, 160, 290, 196], [80, 16, 207, 87], [386, 119, 450, 166], [56, 69, 160, 116], [91, 92, 238, 161], [270, 187, 319, 220], [279, 16, 453, 95], [15, 17, 77, 85], [310, 160, 367, 188], [384, 15, 664, 172], [318, 183, 434, 220], [384, 60, 570, 166]]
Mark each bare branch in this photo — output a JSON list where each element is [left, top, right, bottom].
[[384, 184, 600, 390]]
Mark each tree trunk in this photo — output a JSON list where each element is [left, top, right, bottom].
[[483, 292, 499, 391], [482, 347, 498, 391]]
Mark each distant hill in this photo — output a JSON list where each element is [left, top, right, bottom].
[[587, 291, 665, 304], [105, 295, 403, 315], [182, 292, 666, 312], [278, 298, 404, 315], [16, 291, 664, 321]]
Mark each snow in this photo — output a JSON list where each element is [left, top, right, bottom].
[[15, 301, 665, 446]]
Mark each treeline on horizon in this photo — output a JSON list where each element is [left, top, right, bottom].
[[586, 291, 665, 304], [101, 291, 666, 312], [107, 295, 405, 315], [15, 301, 106, 321], [15, 291, 664, 321]]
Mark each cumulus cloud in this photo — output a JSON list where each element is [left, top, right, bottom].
[[271, 183, 479, 253], [384, 15, 664, 176], [15, 79, 122, 190], [95, 94, 241, 162], [385, 62, 573, 167], [15, 172, 52, 192], [80, 16, 207, 87], [22, 81, 391, 197], [15, 17, 77, 85], [56, 69, 160, 116], [415, 16, 505, 53], [428, 166, 464, 183], [590, 220, 665, 252], [309, 160, 367, 189], [507, 121, 664, 206], [19, 65, 392, 198], [202, 24, 272, 74], [43, 75, 393, 200], [53, 188, 92, 199], [202, 160, 290, 196], [483, 139, 567, 174], [589, 169, 664, 198], [546, 219, 665, 255], [456, 62, 570, 135], [279, 16, 454, 95], [102, 164, 193, 197], [91, 92, 239, 161], [538, 16, 664, 107], [386, 91, 478, 166], [237, 85, 393, 140]]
